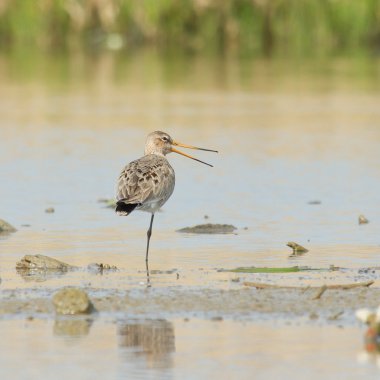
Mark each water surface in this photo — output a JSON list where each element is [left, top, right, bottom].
[[0, 317, 378, 380], [0, 52, 380, 378]]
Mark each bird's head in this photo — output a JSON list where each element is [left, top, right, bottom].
[[144, 131, 218, 167]]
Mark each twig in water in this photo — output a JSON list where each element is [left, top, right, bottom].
[[312, 285, 327, 300]]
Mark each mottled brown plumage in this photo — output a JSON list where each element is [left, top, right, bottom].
[[116, 154, 175, 214], [115, 131, 217, 267]]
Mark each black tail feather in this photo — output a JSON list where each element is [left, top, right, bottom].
[[115, 201, 138, 215]]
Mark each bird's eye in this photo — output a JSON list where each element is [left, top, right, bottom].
[[162, 136, 169, 142]]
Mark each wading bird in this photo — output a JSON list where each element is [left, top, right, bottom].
[[115, 131, 217, 269]]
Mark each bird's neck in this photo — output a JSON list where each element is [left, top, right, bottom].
[[144, 149, 166, 157]]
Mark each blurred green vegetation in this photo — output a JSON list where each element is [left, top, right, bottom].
[[0, 0, 379, 56]]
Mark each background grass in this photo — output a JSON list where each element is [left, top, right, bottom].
[[0, 0, 379, 55]]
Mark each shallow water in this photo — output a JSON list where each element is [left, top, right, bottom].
[[0, 317, 378, 380], [0, 51, 380, 378]]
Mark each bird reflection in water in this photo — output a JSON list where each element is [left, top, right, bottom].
[[117, 319, 175, 368]]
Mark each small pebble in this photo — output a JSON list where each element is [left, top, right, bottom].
[[45, 207, 55, 213], [359, 215, 369, 224], [287, 242, 309, 254]]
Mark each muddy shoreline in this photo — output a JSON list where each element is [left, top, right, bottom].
[[2, 254, 380, 324], [1, 285, 379, 325]]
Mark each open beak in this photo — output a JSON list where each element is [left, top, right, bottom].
[[171, 141, 218, 167]]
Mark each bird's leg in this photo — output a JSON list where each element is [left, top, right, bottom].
[[146, 213, 155, 263], [145, 213, 155, 287]]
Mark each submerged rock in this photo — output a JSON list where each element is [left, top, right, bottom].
[[177, 223, 237, 234], [87, 263, 118, 273], [359, 215, 369, 225], [287, 242, 309, 254], [16, 254, 73, 271], [0, 219, 17, 233], [53, 288, 92, 315]]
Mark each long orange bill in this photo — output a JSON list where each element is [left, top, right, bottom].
[[172, 141, 218, 153], [171, 141, 218, 167]]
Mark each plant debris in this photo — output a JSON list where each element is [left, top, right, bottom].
[[177, 224, 237, 234]]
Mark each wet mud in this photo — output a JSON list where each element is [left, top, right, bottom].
[[1, 275, 380, 325]]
